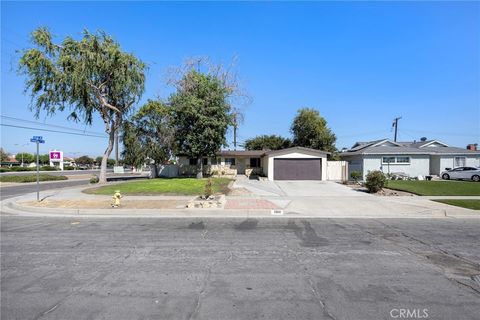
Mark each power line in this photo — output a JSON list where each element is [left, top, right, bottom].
[[1, 123, 108, 138], [402, 128, 479, 138], [1, 115, 107, 136]]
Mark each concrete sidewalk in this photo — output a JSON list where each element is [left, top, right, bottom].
[[1, 183, 479, 219]]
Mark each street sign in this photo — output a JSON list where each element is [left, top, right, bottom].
[[30, 136, 46, 201]]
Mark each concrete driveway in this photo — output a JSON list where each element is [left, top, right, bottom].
[[230, 179, 474, 218], [274, 180, 369, 197], [233, 178, 368, 197]]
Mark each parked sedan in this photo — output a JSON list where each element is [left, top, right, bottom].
[[441, 167, 480, 182]]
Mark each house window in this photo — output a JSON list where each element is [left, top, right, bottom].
[[382, 157, 396, 164], [250, 158, 261, 167], [382, 156, 410, 164], [225, 158, 236, 166], [454, 157, 466, 167], [396, 156, 410, 164], [211, 158, 221, 165], [203, 158, 208, 166], [189, 158, 197, 166]]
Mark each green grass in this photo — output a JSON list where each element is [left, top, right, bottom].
[[386, 180, 480, 196], [433, 200, 480, 210], [0, 174, 68, 183], [85, 177, 232, 195]]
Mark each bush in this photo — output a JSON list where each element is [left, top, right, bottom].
[[0, 174, 67, 183], [90, 175, 99, 184], [350, 171, 362, 183], [9, 166, 35, 172], [40, 166, 58, 171], [365, 170, 386, 193], [0, 167, 10, 173], [204, 178, 213, 198], [64, 165, 75, 170]]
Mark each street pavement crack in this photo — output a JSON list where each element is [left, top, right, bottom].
[[187, 262, 214, 320], [281, 222, 337, 320]]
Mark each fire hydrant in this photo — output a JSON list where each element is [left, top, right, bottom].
[[111, 190, 122, 208]]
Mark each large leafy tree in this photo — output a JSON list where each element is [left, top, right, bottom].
[[244, 135, 291, 151], [76, 155, 94, 166], [291, 108, 337, 154], [39, 154, 50, 165], [122, 100, 174, 177], [18, 27, 146, 183], [15, 152, 35, 164], [170, 70, 233, 178], [0, 148, 10, 164], [95, 157, 115, 166]]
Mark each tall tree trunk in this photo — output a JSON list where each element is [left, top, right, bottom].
[[149, 164, 158, 179], [196, 156, 203, 179], [99, 122, 116, 184]]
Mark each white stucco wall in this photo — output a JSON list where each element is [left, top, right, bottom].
[[363, 155, 430, 179], [266, 151, 327, 181], [342, 155, 364, 180], [438, 156, 480, 172]]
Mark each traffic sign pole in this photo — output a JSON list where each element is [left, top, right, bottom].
[[30, 136, 44, 201], [36, 140, 39, 201]]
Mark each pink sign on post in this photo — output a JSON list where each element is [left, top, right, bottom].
[[50, 151, 61, 161]]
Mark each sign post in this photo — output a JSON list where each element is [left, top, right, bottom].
[[30, 136, 45, 201]]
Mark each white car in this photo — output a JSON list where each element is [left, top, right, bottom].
[[441, 167, 480, 182]]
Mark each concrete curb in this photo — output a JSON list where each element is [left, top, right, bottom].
[[2, 198, 479, 219]]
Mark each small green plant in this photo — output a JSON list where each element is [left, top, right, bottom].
[[204, 178, 213, 198], [90, 175, 99, 184], [64, 165, 75, 170], [365, 170, 386, 193], [350, 171, 362, 183]]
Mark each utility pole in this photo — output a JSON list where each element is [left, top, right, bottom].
[[392, 117, 402, 142]]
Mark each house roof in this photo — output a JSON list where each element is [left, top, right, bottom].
[[265, 146, 330, 156], [177, 147, 330, 158], [220, 150, 266, 157], [341, 139, 480, 156]]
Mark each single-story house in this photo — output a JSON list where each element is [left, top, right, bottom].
[[340, 139, 480, 180], [1, 156, 20, 167], [177, 147, 329, 181]]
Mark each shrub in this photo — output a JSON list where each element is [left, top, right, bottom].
[[204, 178, 213, 198], [365, 170, 386, 193], [0, 167, 10, 173], [0, 174, 67, 183], [350, 171, 362, 183], [90, 175, 99, 184], [40, 166, 57, 171], [64, 165, 75, 170], [9, 166, 35, 172]]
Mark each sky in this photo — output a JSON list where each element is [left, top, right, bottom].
[[1, 1, 479, 158]]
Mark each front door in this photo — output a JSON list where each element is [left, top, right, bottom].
[[236, 158, 246, 174]]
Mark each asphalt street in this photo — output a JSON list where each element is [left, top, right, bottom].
[[1, 216, 479, 320], [0, 179, 91, 200]]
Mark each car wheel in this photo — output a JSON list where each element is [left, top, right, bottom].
[[472, 175, 480, 182], [442, 173, 450, 180]]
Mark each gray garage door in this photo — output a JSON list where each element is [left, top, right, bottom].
[[273, 158, 322, 180]]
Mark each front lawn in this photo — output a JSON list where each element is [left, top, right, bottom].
[[0, 174, 68, 183], [433, 200, 480, 210], [386, 180, 480, 196], [84, 177, 232, 195]]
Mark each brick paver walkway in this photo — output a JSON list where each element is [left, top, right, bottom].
[[224, 199, 278, 210]]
